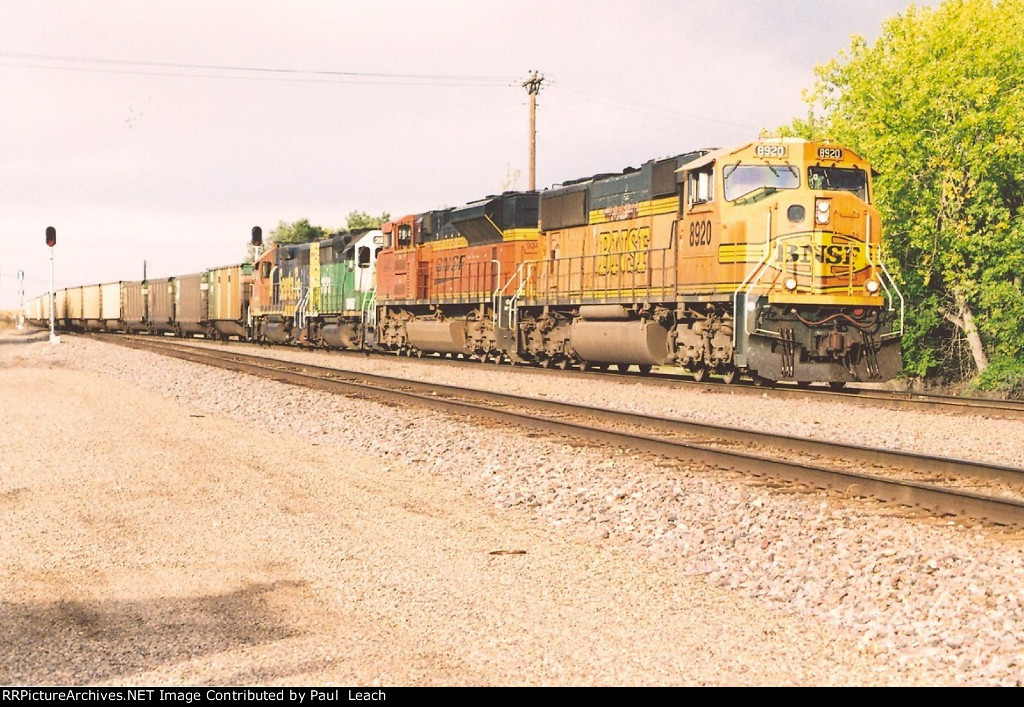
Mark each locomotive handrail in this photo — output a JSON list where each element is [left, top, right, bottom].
[[510, 262, 538, 330], [494, 260, 540, 330], [878, 258, 905, 340], [526, 245, 673, 308], [866, 213, 905, 339], [294, 287, 310, 329], [732, 209, 774, 347], [362, 286, 377, 327], [488, 258, 503, 328]]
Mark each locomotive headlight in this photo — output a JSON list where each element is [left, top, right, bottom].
[[865, 279, 880, 293], [815, 198, 832, 225], [784, 277, 798, 291]]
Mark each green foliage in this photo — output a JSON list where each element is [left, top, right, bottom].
[[270, 219, 327, 244], [261, 213, 389, 254], [346, 211, 390, 231], [974, 357, 1024, 400], [783, 0, 1024, 384]]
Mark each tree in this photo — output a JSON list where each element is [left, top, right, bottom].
[[346, 211, 390, 231], [269, 219, 327, 244], [783, 0, 1024, 384]]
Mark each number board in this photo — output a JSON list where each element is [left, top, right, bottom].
[[754, 144, 788, 158], [817, 147, 844, 160]]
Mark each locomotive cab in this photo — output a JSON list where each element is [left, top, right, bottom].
[[677, 138, 903, 384]]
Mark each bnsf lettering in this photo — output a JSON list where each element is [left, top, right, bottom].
[[688, 220, 713, 247], [597, 227, 651, 275], [280, 275, 302, 298], [777, 243, 861, 266], [435, 255, 466, 278]]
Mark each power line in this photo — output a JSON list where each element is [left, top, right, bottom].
[[553, 81, 760, 133], [0, 51, 518, 86]]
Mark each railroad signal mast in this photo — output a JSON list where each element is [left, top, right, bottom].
[[17, 269, 25, 330], [45, 226, 60, 345]]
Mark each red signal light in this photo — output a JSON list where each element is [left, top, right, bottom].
[[45, 226, 56, 247]]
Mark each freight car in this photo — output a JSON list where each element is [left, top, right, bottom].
[[25, 137, 903, 386], [27, 265, 254, 339], [206, 263, 253, 340]]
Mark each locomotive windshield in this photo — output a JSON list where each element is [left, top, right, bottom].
[[723, 163, 800, 202], [808, 166, 868, 201]]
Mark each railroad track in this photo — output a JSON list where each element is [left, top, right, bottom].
[[100, 334, 1024, 528], [186, 337, 1024, 419], [78, 328, 1024, 418]]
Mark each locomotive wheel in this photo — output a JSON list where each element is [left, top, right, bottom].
[[638, 364, 653, 375], [691, 366, 707, 383], [616, 363, 630, 373], [828, 381, 847, 390], [542, 358, 554, 369], [558, 358, 571, 370], [580, 360, 591, 372], [752, 374, 775, 387], [721, 367, 739, 385]]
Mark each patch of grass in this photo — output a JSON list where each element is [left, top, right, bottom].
[[973, 358, 1024, 401]]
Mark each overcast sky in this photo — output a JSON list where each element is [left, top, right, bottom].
[[1, 0, 929, 307]]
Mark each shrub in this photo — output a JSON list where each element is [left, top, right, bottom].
[[973, 358, 1024, 400]]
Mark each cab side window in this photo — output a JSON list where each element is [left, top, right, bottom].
[[688, 167, 714, 207]]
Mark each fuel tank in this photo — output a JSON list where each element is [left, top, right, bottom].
[[321, 322, 360, 349], [405, 319, 471, 355], [570, 318, 670, 365], [263, 322, 292, 344]]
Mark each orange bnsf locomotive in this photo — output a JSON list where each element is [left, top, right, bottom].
[[373, 137, 902, 385]]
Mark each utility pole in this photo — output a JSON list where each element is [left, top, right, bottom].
[[522, 71, 545, 191]]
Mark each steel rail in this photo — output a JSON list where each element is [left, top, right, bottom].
[[102, 335, 1024, 528], [140, 334, 1024, 420], [298, 343, 1024, 420]]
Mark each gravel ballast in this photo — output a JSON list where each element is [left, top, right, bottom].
[[2, 335, 1023, 686]]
